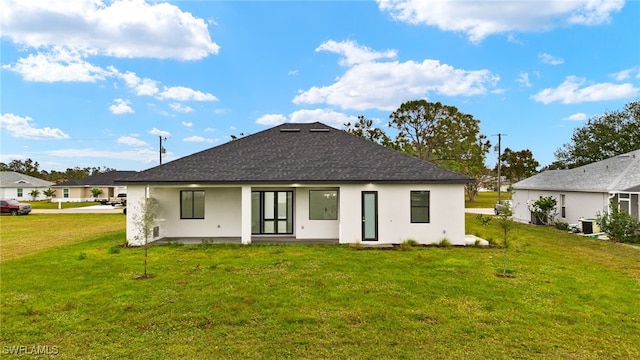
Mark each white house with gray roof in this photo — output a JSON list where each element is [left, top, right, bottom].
[[512, 149, 640, 225], [121, 122, 474, 246], [0, 171, 54, 201]]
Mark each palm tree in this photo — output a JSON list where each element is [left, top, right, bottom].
[[91, 188, 104, 201], [29, 189, 41, 201], [43, 188, 56, 200]]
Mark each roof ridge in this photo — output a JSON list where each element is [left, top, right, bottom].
[[608, 151, 640, 190]]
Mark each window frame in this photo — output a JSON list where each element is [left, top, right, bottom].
[[410, 191, 430, 223], [180, 190, 205, 220], [63, 188, 69, 198], [309, 190, 338, 220], [17, 188, 23, 197]]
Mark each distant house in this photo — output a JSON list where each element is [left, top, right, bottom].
[[52, 171, 137, 202], [0, 171, 54, 200], [121, 122, 474, 246], [512, 149, 640, 225]]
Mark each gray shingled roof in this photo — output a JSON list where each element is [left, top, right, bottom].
[[513, 149, 640, 192], [54, 171, 137, 187], [124, 122, 473, 184], [0, 171, 54, 188]]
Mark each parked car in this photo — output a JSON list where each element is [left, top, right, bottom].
[[494, 200, 513, 215], [0, 199, 32, 215], [99, 193, 127, 206]]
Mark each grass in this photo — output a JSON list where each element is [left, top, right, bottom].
[[0, 214, 639, 358], [466, 191, 512, 208], [25, 201, 101, 209], [0, 214, 126, 261]]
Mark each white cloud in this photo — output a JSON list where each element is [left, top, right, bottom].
[[170, 103, 195, 113], [149, 128, 171, 137], [119, 71, 159, 96], [184, 136, 205, 142], [377, 0, 623, 43], [531, 76, 639, 104], [205, 128, 216, 133], [316, 40, 397, 66], [539, 53, 564, 65], [1, 47, 111, 82], [109, 98, 134, 115], [516, 73, 532, 87], [157, 86, 218, 101], [0, 113, 70, 140], [256, 114, 288, 126], [610, 67, 639, 81], [294, 52, 498, 111], [1, 0, 219, 60], [43, 147, 165, 164], [181, 121, 193, 127], [256, 109, 358, 129], [564, 112, 588, 121], [117, 135, 148, 147], [289, 109, 359, 128], [288, 70, 299, 76]]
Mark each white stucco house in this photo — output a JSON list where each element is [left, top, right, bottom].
[[512, 149, 640, 226], [52, 171, 136, 202], [0, 171, 54, 200], [121, 122, 474, 246]]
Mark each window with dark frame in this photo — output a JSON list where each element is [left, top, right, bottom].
[[561, 194, 566, 218], [410, 191, 430, 223], [181, 190, 205, 219], [309, 190, 338, 220]]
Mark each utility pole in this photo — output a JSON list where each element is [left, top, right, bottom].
[[159, 136, 167, 165], [493, 133, 507, 203]]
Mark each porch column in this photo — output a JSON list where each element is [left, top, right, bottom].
[[241, 185, 252, 244]]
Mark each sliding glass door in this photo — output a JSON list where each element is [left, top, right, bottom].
[[252, 191, 293, 234]]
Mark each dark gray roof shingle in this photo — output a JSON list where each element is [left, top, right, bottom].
[[124, 122, 474, 184], [55, 171, 137, 187]]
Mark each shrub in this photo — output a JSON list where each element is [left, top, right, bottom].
[[554, 221, 569, 231], [438, 238, 451, 247], [597, 205, 640, 244], [528, 196, 558, 225], [398, 239, 418, 251]]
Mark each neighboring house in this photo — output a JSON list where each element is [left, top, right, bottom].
[[512, 149, 640, 225], [52, 171, 137, 202], [0, 171, 54, 200], [122, 122, 474, 246]]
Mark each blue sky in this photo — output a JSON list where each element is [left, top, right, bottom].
[[1, 0, 638, 172]]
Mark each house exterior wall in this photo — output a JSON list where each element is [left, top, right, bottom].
[[126, 183, 467, 246], [51, 186, 123, 202], [512, 189, 610, 224], [338, 183, 466, 245], [0, 186, 50, 200]]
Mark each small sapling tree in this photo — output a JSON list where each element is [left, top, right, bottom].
[[496, 201, 516, 277], [132, 196, 159, 279]]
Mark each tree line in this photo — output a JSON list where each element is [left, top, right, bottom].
[[0, 158, 116, 183], [345, 99, 639, 201]]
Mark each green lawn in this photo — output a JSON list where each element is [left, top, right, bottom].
[[25, 200, 100, 209], [1, 214, 638, 358], [466, 191, 512, 208]]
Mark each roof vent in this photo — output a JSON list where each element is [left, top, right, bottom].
[[309, 128, 330, 132], [280, 128, 300, 132]]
